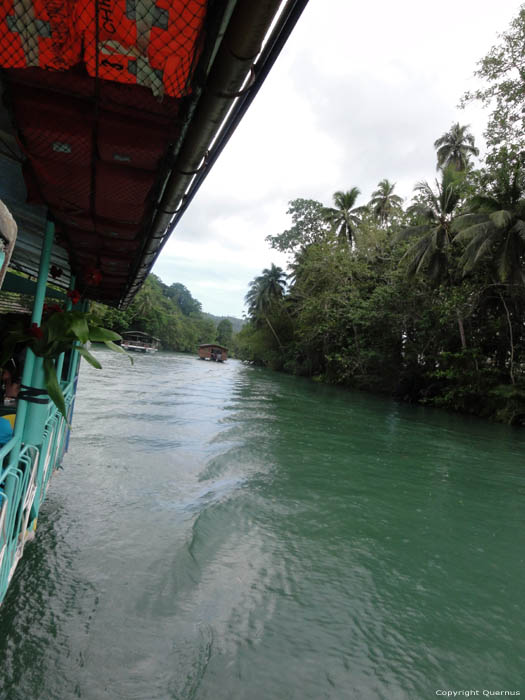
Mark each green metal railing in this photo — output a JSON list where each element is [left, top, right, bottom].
[[0, 373, 78, 602]]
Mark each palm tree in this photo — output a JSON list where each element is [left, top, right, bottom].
[[132, 283, 156, 326], [453, 166, 525, 381], [245, 264, 286, 347], [323, 188, 366, 249], [400, 167, 467, 347], [453, 164, 525, 284], [454, 206, 525, 285], [434, 123, 479, 171], [401, 167, 463, 281], [368, 179, 403, 225]]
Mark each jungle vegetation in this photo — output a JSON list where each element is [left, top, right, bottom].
[[234, 5, 525, 424], [91, 274, 234, 353]]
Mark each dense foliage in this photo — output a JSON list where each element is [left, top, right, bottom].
[[91, 274, 226, 353], [235, 5, 525, 425]]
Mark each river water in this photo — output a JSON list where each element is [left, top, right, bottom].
[[0, 351, 523, 700]]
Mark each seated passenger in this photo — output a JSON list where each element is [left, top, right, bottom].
[[1, 359, 20, 399], [0, 415, 13, 446]]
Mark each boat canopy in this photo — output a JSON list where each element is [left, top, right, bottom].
[[0, 0, 308, 307], [122, 330, 160, 342], [199, 343, 228, 350]]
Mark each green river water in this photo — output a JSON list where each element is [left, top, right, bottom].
[[0, 351, 523, 700]]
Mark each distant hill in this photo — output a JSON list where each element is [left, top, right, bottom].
[[203, 313, 245, 334], [89, 272, 246, 351]]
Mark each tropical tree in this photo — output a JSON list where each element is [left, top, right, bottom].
[[166, 282, 202, 315], [401, 167, 468, 348], [266, 199, 330, 254], [132, 279, 157, 323], [453, 164, 525, 285], [368, 179, 403, 225], [453, 163, 525, 382], [245, 264, 286, 347], [323, 188, 366, 249], [434, 123, 479, 171], [216, 318, 233, 346], [462, 5, 525, 156], [401, 167, 464, 281]]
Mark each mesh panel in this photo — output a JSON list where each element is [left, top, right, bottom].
[[80, 0, 206, 99], [0, 0, 80, 71], [0, 0, 209, 303], [0, 0, 206, 98]]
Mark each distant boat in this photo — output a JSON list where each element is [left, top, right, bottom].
[[121, 331, 160, 353], [198, 344, 228, 362]]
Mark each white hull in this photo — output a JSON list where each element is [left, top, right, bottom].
[[122, 344, 158, 353]]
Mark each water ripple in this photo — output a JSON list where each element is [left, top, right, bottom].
[[0, 352, 524, 699]]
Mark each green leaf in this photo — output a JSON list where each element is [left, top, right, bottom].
[[87, 325, 122, 342], [46, 312, 71, 342], [490, 209, 512, 228], [104, 340, 134, 364], [43, 357, 68, 422], [69, 313, 90, 344], [77, 345, 102, 369]]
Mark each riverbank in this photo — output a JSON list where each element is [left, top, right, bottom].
[[235, 352, 525, 427]]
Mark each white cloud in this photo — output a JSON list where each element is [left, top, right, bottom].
[[154, 0, 522, 317]]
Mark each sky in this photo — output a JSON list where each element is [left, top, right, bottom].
[[153, 0, 522, 318]]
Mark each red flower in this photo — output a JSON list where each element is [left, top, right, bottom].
[[45, 302, 63, 314], [67, 289, 82, 305], [50, 265, 63, 279], [85, 267, 102, 286], [30, 323, 44, 339]]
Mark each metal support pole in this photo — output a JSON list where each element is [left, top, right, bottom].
[[15, 219, 55, 445]]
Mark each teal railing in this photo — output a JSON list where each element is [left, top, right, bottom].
[[0, 361, 79, 604]]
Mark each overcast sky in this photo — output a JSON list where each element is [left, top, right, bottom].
[[153, 0, 522, 318]]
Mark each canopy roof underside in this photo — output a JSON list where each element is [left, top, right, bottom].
[[0, 0, 308, 307]]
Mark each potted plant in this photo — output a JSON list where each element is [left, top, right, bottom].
[[1, 284, 131, 421]]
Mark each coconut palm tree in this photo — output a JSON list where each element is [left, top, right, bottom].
[[245, 264, 286, 347], [434, 123, 479, 171], [323, 188, 366, 249], [400, 167, 468, 347], [454, 203, 525, 285], [401, 167, 464, 281], [368, 179, 403, 225], [453, 164, 525, 283], [133, 282, 156, 326], [453, 165, 525, 381]]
